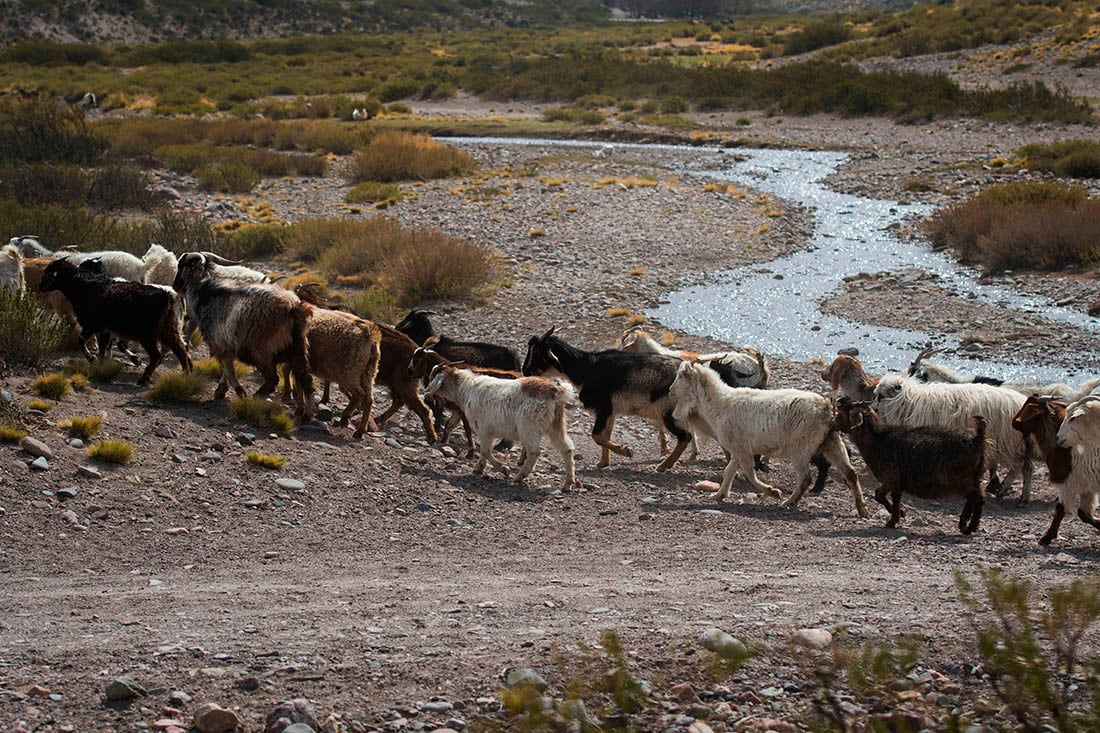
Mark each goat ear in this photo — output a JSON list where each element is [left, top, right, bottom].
[[424, 335, 441, 348], [545, 347, 563, 370]]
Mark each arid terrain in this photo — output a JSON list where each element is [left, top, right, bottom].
[[3, 71, 1100, 733]]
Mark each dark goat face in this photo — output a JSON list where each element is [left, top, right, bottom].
[[76, 257, 111, 282], [173, 252, 207, 292], [832, 397, 867, 432], [522, 328, 560, 377], [39, 257, 76, 292]]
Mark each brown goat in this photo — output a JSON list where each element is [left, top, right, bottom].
[[1011, 395, 1100, 545], [834, 397, 987, 534], [372, 322, 437, 444], [408, 340, 521, 455], [23, 257, 77, 326], [821, 354, 879, 402]]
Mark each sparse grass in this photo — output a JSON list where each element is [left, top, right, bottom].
[[902, 174, 935, 193], [1016, 140, 1100, 179], [345, 132, 474, 183], [145, 372, 209, 403], [626, 314, 646, 326], [217, 222, 287, 260], [0, 97, 106, 167], [192, 357, 250, 380], [26, 399, 53, 412], [60, 415, 103, 441], [30, 373, 70, 400], [527, 227, 546, 237], [231, 396, 295, 434], [87, 358, 124, 384], [0, 289, 67, 370], [86, 439, 133, 465], [345, 288, 398, 323], [607, 307, 631, 317], [68, 373, 91, 392], [0, 424, 27, 443], [345, 181, 405, 205], [542, 107, 606, 125], [245, 451, 288, 469], [629, 268, 647, 276], [924, 181, 1100, 271]]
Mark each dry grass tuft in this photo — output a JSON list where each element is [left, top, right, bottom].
[[146, 372, 209, 403], [87, 439, 133, 465], [31, 373, 70, 400], [231, 397, 295, 434], [60, 415, 103, 441], [346, 131, 473, 183], [0, 424, 28, 443], [245, 451, 288, 469]]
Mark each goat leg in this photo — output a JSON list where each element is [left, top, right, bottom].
[[886, 487, 903, 529], [1039, 501, 1065, 546], [1076, 505, 1100, 532], [655, 411, 690, 472], [809, 453, 830, 494]]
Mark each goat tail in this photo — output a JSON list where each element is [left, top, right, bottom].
[[289, 302, 315, 416]]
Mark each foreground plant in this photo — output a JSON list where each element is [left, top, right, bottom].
[[245, 451, 288, 469], [59, 415, 102, 441], [86, 439, 134, 465], [145, 372, 208, 403], [231, 396, 295, 434]]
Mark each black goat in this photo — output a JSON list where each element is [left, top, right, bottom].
[[833, 397, 987, 534], [395, 308, 520, 434], [523, 327, 690, 471], [40, 257, 191, 384]]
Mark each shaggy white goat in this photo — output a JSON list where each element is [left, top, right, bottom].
[[9, 235, 53, 259], [670, 361, 869, 517], [1048, 396, 1100, 544], [0, 244, 26, 292], [873, 374, 1033, 503], [907, 347, 1100, 401], [426, 364, 576, 490]]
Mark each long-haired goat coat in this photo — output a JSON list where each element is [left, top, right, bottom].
[[173, 252, 313, 418], [834, 397, 987, 533], [670, 361, 869, 517], [872, 375, 1033, 503], [425, 364, 576, 489], [1044, 396, 1100, 545]]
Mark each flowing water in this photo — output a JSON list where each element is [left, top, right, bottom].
[[446, 138, 1098, 381]]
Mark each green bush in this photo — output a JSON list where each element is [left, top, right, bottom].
[[196, 161, 261, 193], [0, 290, 66, 370], [0, 98, 106, 166], [218, 223, 286, 260], [346, 181, 404, 205], [784, 18, 854, 56], [1017, 140, 1100, 179]]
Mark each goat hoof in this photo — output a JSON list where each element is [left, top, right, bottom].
[[707, 491, 726, 502], [596, 461, 610, 469], [1016, 498, 1030, 508]]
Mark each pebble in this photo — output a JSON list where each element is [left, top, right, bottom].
[[68, 438, 84, 449], [164, 527, 190, 536], [504, 667, 547, 691], [264, 698, 320, 733], [105, 676, 146, 701], [275, 478, 305, 492], [282, 725, 317, 733], [29, 456, 49, 471], [193, 702, 239, 733], [153, 425, 177, 439], [668, 682, 696, 703], [21, 436, 54, 459], [59, 509, 79, 525], [77, 465, 102, 479], [57, 487, 78, 500], [385, 438, 403, 450], [692, 480, 720, 492], [237, 432, 255, 446], [791, 628, 833, 650], [421, 701, 453, 714]]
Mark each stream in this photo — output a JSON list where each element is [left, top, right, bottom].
[[446, 138, 1097, 381]]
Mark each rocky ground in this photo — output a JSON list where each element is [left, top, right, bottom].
[[3, 91, 1100, 733]]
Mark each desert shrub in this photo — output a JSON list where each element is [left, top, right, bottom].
[[380, 230, 498, 306], [157, 143, 326, 179], [345, 181, 404, 205], [245, 451, 288, 469], [217, 223, 287, 260], [784, 18, 853, 56], [145, 372, 208, 403], [658, 95, 688, 114], [86, 439, 133, 464], [957, 568, 1100, 731], [1017, 140, 1100, 179], [346, 132, 474, 183], [231, 397, 295, 434], [924, 182, 1100, 270], [283, 217, 382, 262], [196, 161, 261, 193], [0, 199, 154, 254], [345, 288, 398, 323], [0, 289, 67, 370], [30, 373, 70, 400], [902, 174, 935, 192], [61, 415, 102, 440], [154, 210, 218, 254], [68, 373, 90, 392], [26, 398, 53, 412], [0, 98, 106, 166], [542, 107, 606, 125]]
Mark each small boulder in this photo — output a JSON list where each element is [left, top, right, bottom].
[[504, 667, 547, 692], [791, 628, 833, 650], [193, 702, 239, 733], [698, 628, 748, 660], [29, 456, 49, 471], [104, 676, 146, 701], [21, 436, 54, 460], [264, 698, 320, 733]]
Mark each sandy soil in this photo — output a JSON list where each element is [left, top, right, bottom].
[[3, 91, 1100, 733]]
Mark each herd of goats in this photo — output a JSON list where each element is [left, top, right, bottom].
[[4, 235, 1100, 547]]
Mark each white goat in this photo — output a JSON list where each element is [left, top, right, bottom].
[[65, 250, 146, 282], [617, 327, 768, 387], [0, 244, 25, 292], [143, 245, 269, 286], [425, 364, 576, 490], [907, 346, 1100, 401], [670, 361, 869, 517], [1049, 396, 1100, 544], [9, 235, 53, 259], [873, 375, 1033, 503]]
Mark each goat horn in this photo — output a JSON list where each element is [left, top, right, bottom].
[[540, 326, 556, 340], [912, 346, 945, 363], [198, 251, 244, 266]]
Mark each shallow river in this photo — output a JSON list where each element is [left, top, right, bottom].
[[448, 138, 1097, 381]]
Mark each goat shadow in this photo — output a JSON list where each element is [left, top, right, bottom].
[[650, 499, 819, 523], [409, 465, 560, 504]]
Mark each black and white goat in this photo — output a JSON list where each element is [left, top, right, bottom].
[[908, 346, 1100, 402], [523, 327, 691, 471]]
